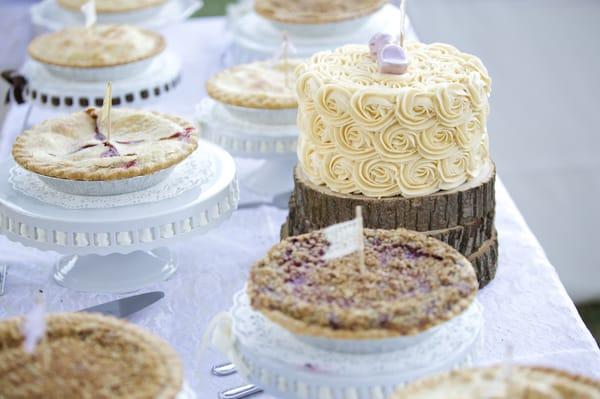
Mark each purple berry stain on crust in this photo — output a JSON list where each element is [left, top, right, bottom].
[[160, 127, 195, 142], [100, 142, 120, 158], [94, 129, 106, 141], [124, 159, 137, 169], [115, 139, 145, 145], [72, 143, 99, 153]]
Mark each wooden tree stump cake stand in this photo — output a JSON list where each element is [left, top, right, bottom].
[[282, 164, 498, 287]]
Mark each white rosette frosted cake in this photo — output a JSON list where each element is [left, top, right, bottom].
[[285, 39, 498, 287]]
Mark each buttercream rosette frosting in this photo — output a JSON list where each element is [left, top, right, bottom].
[[296, 41, 492, 198]]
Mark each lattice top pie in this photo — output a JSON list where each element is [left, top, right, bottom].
[[28, 25, 165, 68], [0, 312, 183, 398], [206, 59, 303, 110], [248, 228, 478, 339], [57, 0, 167, 13], [12, 108, 198, 181], [390, 366, 600, 399], [254, 0, 387, 24]]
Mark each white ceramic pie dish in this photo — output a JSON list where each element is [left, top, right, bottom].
[[33, 164, 176, 196], [40, 56, 158, 82], [289, 301, 479, 354], [266, 14, 372, 37], [221, 103, 298, 126]]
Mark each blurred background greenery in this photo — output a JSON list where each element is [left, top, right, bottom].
[[193, 0, 236, 17]]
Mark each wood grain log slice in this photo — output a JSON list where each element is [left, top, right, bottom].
[[467, 229, 498, 288], [287, 165, 496, 233]]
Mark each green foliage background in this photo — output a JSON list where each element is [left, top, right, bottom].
[[193, 0, 236, 17]]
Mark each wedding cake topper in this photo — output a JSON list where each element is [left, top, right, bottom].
[[81, 0, 97, 28], [369, 0, 409, 74], [100, 82, 112, 142]]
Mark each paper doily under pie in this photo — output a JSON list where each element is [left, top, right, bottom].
[[9, 148, 214, 209], [213, 291, 483, 399]]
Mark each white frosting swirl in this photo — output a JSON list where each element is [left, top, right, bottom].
[[296, 41, 492, 198]]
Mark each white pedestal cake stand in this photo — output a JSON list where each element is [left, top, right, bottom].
[[196, 98, 297, 196], [0, 140, 239, 293], [225, 4, 414, 65], [211, 291, 483, 399], [30, 0, 202, 31], [22, 52, 181, 111]]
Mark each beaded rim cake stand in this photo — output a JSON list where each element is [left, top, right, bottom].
[[196, 98, 297, 196], [0, 140, 239, 293], [30, 0, 203, 31], [209, 291, 483, 399], [21, 52, 181, 111], [224, 4, 416, 65]]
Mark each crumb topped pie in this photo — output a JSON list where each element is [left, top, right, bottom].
[[390, 366, 600, 399], [0, 312, 183, 398], [28, 25, 165, 69], [57, 0, 167, 14], [254, 0, 387, 24], [205, 59, 303, 110], [248, 228, 478, 339], [12, 108, 198, 181]]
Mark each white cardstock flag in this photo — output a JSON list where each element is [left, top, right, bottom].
[[22, 299, 46, 354], [100, 82, 112, 141], [81, 0, 97, 28], [323, 208, 364, 260]]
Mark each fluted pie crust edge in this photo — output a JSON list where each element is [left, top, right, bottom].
[[389, 366, 600, 399], [57, 0, 168, 14], [27, 30, 166, 69], [254, 0, 387, 24], [12, 111, 198, 181], [249, 228, 478, 340], [0, 312, 183, 399]]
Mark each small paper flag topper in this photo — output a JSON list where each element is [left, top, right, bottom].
[[22, 296, 46, 354], [81, 0, 97, 28], [100, 82, 112, 142], [322, 206, 365, 272]]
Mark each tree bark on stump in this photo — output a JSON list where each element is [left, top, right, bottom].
[[282, 166, 498, 287]]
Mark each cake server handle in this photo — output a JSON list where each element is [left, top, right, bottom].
[[219, 384, 263, 399]]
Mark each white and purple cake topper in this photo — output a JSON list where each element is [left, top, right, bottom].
[[369, 33, 409, 75]]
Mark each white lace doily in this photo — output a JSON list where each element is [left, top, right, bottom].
[[230, 291, 483, 378], [9, 149, 214, 209]]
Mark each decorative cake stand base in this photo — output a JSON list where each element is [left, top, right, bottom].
[[283, 164, 498, 287], [196, 99, 298, 196], [209, 291, 483, 399], [0, 141, 239, 293], [22, 52, 181, 111], [54, 248, 176, 293]]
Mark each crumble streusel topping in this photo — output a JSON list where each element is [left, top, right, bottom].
[[248, 228, 478, 338]]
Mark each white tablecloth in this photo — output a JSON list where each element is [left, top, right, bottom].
[[0, 18, 599, 398]]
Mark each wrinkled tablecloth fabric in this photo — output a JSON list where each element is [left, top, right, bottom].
[[0, 18, 598, 398]]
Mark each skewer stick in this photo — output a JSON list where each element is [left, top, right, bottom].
[[101, 82, 112, 142], [399, 0, 407, 47], [356, 206, 365, 273]]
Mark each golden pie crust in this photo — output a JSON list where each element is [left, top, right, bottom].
[[0, 312, 183, 399], [12, 108, 198, 181], [205, 59, 302, 110], [28, 25, 165, 69], [248, 228, 478, 340], [57, 0, 167, 14], [254, 0, 387, 24], [390, 366, 600, 399]]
